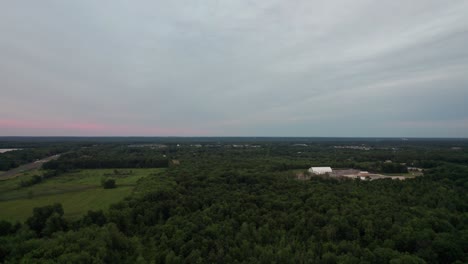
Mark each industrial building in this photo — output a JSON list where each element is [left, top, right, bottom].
[[308, 167, 332, 175]]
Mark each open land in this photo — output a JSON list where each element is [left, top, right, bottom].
[[0, 168, 165, 222]]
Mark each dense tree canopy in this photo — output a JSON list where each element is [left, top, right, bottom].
[[0, 139, 467, 263], [43, 146, 169, 170]]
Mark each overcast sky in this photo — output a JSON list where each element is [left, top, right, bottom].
[[1, 1, 468, 137]]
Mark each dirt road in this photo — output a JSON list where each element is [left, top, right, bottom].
[[0, 154, 61, 180]]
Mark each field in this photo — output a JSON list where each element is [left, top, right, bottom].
[[0, 168, 165, 222]]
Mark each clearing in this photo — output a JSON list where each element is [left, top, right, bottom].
[[0, 168, 164, 222]]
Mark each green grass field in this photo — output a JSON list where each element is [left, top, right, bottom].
[[0, 168, 165, 222]]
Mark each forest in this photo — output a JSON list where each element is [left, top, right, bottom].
[[0, 138, 467, 263]]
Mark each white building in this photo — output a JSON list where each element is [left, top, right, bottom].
[[308, 167, 332, 175]]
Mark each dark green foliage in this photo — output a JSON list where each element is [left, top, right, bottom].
[[42, 169, 60, 179], [20, 224, 140, 263], [82, 210, 108, 227], [19, 175, 43, 187], [102, 178, 116, 189], [380, 162, 409, 173], [0, 145, 68, 171], [26, 203, 67, 236], [0, 221, 14, 237], [43, 146, 169, 170], [42, 212, 68, 237], [0, 139, 467, 263]]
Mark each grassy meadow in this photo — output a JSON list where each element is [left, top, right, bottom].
[[0, 168, 164, 222]]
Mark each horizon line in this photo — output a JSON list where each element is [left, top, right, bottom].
[[1, 136, 467, 139]]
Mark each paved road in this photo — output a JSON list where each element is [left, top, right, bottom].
[[0, 154, 61, 180]]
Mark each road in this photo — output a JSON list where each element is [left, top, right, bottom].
[[0, 154, 61, 180]]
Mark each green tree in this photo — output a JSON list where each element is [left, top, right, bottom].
[[102, 178, 116, 189], [26, 203, 66, 236]]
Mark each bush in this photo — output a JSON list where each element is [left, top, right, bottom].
[[26, 203, 66, 236], [19, 175, 43, 188], [101, 178, 116, 189], [0, 220, 12, 236]]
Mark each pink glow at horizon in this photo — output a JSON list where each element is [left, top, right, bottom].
[[0, 119, 211, 136]]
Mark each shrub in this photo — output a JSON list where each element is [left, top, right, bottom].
[[19, 175, 43, 188], [101, 178, 116, 189]]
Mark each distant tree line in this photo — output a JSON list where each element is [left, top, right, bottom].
[[43, 146, 169, 170], [0, 146, 68, 171]]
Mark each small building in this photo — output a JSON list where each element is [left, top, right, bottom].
[[309, 167, 332, 175], [407, 167, 423, 172]]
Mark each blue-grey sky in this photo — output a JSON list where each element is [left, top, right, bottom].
[[1, 1, 468, 137]]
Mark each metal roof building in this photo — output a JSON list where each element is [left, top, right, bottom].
[[308, 167, 332, 175]]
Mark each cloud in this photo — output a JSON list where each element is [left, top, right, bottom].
[[1, 0, 468, 137]]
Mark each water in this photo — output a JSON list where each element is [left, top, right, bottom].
[[0, 148, 21, 153]]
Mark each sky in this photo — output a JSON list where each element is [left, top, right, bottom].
[[1, 1, 468, 137]]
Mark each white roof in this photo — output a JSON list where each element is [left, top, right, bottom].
[[309, 167, 332, 174]]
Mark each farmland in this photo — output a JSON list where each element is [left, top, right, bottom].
[[0, 168, 165, 222]]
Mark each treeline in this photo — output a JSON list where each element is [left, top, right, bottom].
[[171, 142, 468, 173], [268, 160, 408, 174], [43, 146, 169, 170], [264, 143, 468, 168], [44, 158, 169, 170], [19, 170, 62, 188], [0, 146, 68, 171]]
